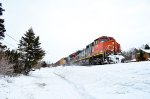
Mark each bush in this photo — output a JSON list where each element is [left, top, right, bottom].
[[0, 57, 14, 76], [41, 61, 47, 67]]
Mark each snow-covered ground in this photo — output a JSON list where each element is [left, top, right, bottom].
[[0, 62, 150, 99]]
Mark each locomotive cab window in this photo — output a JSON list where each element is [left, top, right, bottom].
[[94, 39, 98, 45], [100, 37, 108, 43]]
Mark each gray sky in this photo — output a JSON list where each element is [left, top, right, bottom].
[[1, 0, 150, 63]]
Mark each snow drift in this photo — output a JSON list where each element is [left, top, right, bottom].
[[0, 61, 150, 99]]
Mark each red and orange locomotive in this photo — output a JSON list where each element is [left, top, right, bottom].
[[59, 36, 122, 66]]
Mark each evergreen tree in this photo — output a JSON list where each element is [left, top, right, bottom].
[[145, 44, 150, 49], [18, 28, 45, 75], [5, 49, 22, 73], [0, 3, 6, 49]]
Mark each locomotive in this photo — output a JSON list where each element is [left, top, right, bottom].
[[56, 36, 124, 66]]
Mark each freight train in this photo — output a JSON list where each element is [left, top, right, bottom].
[[55, 36, 124, 66]]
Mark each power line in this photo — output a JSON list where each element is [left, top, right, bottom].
[[3, 40, 17, 49], [5, 33, 19, 43]]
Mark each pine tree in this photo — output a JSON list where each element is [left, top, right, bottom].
[[145, 44, 150, 49], [0, 3, 6, 49], [5, 49, 22, 74], [18, 28, 45, 75]]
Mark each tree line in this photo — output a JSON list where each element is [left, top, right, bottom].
[[0, 3, 46, 76]]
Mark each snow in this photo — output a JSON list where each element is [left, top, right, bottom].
[[108, 54, 125, 63], [1, 62, 150, 99], [131, 59, 137, 62], [141, 49, 150, 53]]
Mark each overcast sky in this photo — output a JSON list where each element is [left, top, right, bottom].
[[1, 0, 150, 63]]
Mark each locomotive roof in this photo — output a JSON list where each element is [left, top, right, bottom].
[[94, 36, 114, 41]]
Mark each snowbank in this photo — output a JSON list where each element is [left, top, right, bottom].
[[141, 49, 150, 53], [0, 62, 150, 99]]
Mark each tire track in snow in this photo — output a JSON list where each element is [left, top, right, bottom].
[[53, 73, 96, 99]]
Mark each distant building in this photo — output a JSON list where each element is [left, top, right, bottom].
[[136, 49, 150, 61], [141, 49, 150, 61]]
